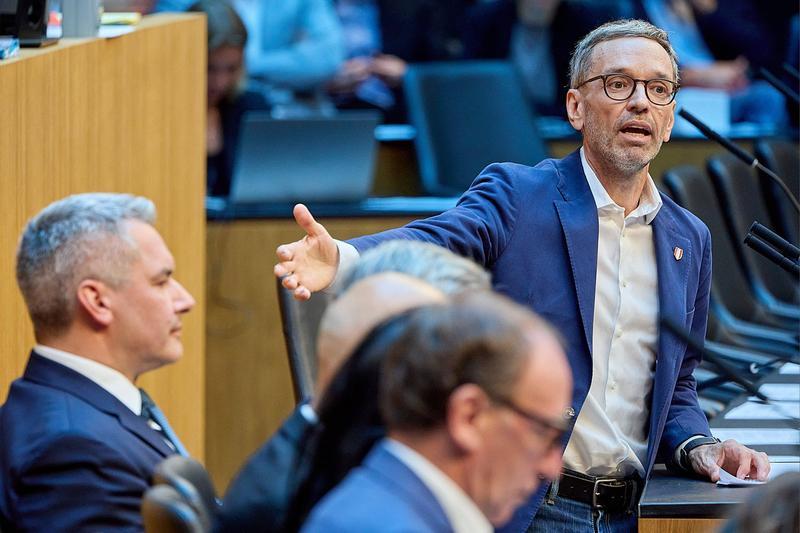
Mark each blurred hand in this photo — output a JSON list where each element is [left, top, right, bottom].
[[370, 55, 407, 88], [328, 58, 373, 94], [682, 57, 749, 91], [687, 439, 770, 482], [274, 205, 339, 301]]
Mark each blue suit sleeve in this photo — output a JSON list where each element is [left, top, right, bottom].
[[348, 163, 522, 267], [658, 225, 714, 466], [10, 433, 149, 531]]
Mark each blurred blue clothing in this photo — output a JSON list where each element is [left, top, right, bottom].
[[157, 0, 344, 90]]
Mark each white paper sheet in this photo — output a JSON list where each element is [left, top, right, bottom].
[[716, 468, 765, 486]]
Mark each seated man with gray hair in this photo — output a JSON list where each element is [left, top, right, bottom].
[[218, 240, 489, 532], [0, 193, 196, 530], [302, 291, 573, 532]]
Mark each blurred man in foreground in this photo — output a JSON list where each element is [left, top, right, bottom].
[[302, 292, 573, 532]]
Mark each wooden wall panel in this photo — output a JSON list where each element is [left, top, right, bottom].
[[639, 518, 723, 533], [206, 217, 416, 490], [0, 14, 207, 458]]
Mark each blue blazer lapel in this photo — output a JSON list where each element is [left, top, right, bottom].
[[366, 442, 454, 533], [646, 206, 691, 468], [553, 151, 598, 357], [24, 352, 175, 458]]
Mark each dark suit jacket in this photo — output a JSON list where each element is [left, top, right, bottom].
[[349, 150, 714, 531], [0, 352, 175, 531], [301, 440, 453, 532], [216, 405, 314, 532]]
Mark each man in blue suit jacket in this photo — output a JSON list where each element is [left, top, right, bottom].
[[275, 19, 770, 531], [0, 193, 196, 531], [302, 293, 573, 532]]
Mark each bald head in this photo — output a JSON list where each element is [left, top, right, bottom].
[[315, 272, 446, 399]]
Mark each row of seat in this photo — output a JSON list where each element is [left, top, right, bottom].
[[663, 139, 799, 416]]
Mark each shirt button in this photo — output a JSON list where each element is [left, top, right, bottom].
[[615, 329, 622, 338]]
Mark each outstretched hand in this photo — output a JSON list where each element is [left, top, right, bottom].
[[687, 439, 770, 482], [274, 204, 339, 300]]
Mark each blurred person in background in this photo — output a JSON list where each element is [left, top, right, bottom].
[[463, 0, 644, 117], [642, 0, 788, 128], [159, 0, 345, 114], [188, 0, 269, 197], [327, 0, 455, 122]]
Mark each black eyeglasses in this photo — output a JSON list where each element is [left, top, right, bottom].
[[491, 395, 574, 449], [576, 73, 679, 105]]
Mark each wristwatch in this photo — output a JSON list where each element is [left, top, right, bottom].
[[680, 436, 721, 470]]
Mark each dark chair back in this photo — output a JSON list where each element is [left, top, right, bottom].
[[663, 165, 784, 329], [755, 138, 799, 244], [276, 278, 332, 403], [403, 60, 548, 195], [707, 153, 799, 305], [152, 456, 219, 531], [142, 485, 204, 533]]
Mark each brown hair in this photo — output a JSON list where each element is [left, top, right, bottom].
[[188, 0, 247, 51], [380, 292, 557, 431]]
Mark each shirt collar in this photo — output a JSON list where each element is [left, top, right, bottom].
[[34, 344, 142, 415], [384, 438, 493, 533], [579, 147, 663, 224]]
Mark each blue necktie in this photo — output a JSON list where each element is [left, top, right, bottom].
[[139, 389, 189, 457]]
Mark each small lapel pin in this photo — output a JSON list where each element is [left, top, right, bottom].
[[673, 247, 684, 261]]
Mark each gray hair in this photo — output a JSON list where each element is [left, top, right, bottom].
[[569, 19, 679, 88], [16, 193, 156, 338], [340, 240, 491, 295]]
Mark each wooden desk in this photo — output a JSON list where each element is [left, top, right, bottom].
[[0, 14, 206, 457]]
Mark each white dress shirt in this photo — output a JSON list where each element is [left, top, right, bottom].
[[333, 148, 666, 476], [384, 439, 493, 533], [34, 345, 142, 415], [561, 148, 661, 476]]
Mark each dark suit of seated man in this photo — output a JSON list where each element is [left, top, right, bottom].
[[301, 292, 573, 532], [0, 193, 196, 531]]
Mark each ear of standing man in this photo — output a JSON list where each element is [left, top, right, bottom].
[[275, 18, 769, 532]]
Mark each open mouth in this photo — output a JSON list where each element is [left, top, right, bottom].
[[619, 121, 652, 137]]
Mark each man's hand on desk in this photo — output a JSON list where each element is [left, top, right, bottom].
[[688, 439, 771, 482], [274, 204, 339, 301]]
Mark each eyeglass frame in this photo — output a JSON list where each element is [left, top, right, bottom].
[[575, 73, 680, 106], [490, 394, 575, 449]]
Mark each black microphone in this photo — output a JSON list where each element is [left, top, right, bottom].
[[749, 221, 800, 261], [743, 233, 800, 276], [759, 67, 800, 104], [677, 108, 800, 213]]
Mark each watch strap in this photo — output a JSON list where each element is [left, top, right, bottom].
[[680, 436, 721, 470]]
